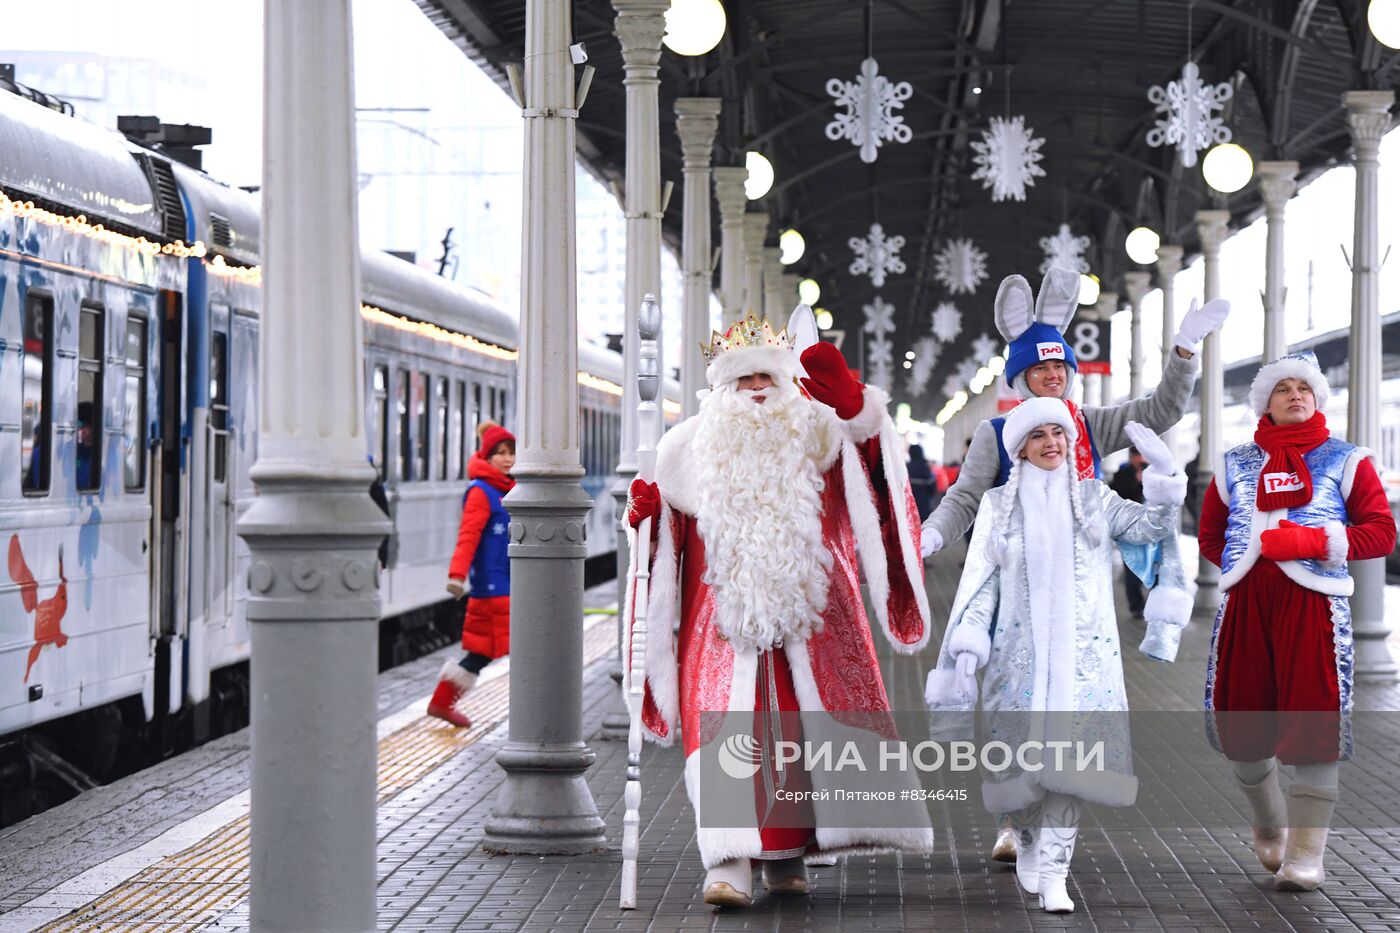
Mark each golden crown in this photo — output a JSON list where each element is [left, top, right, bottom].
[[699, 312, 792, 364]]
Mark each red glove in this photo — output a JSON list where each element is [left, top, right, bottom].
[[799, 342, 864, 420], [1260, 519, 1330, 562], [625, 478, 661, 530]]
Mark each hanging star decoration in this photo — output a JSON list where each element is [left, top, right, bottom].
[[905, 336, 939, 398], [825, 57, 914, 164], [1039, 224, 1091, 275], [849, 223, 906, 288], [955, 358, 980, 387], [1145, 61, 1233, 168], [930, 301, 963, 343], [971, 333, 1000, 363], [862, 296, 896, 336], [866, 333, 895, 392], [941, 373, 964, 401], [933, 239, 988, 296], [970, 114, 1047, 202]]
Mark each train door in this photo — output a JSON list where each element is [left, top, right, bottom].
[[150, 288, 187, 716], [205, 306, 232, 626]]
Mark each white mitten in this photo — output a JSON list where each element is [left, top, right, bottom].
[[1173, 297, 1231, 354], [920, 523, 944, 557], [954, 652, 979, 700], [1123, 421, 1174, 473]]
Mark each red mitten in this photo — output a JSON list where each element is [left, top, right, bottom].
[[625, 478, 661, 529], [799, 342, 864, 419], [1260, 519, 1329, 562]]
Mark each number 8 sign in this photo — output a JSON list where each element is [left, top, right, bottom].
[[1072, 319, 1111, 375]]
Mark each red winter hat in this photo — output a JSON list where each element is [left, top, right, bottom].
[[478, 421, 515, 459]]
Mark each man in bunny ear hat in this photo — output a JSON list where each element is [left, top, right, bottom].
[[623, 307, 933, 909], [920, 265, 1229, 861], [1198, 349, 1394, 892]]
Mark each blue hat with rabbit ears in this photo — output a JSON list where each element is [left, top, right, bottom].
[[997, 267, 1082, 390]]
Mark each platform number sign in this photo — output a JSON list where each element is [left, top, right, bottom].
[[1072, 318, 1111, 375]]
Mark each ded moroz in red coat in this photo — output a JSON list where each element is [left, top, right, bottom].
[[624, 383, 934, 869], [449, 453, 515, 658]]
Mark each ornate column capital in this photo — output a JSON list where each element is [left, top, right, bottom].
[[1195, 209, 1231, 256], [611, 0, 668, 73], [743, 212, 769, 259], [713, 166, 749, 216], [1122, 271, 1152, 306], [1343, 90, 1395, 157], [1093, 291, 1119, 319], [1257, 160, 1299, 213], [675, 97, 722, 168], [1155, 243, 1183, 282]]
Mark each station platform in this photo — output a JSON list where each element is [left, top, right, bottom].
[[3, 551, 1400, 932]]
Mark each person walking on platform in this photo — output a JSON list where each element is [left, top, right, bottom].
[[427, 421, 516, 728], [1198, 351, 1395, 891], [926, 398, 1189, 913], [624, 311, 933, 909], [919, 266, 1221, 863], [907, 443, 936, 521]]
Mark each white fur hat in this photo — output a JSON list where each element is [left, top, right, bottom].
[[1001, 396, 1078, 458], [1249, 349, 1330, 416], [705, 344, 799, 388]]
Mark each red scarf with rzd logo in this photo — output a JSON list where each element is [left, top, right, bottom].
[[1253, 411, 1330, 512]]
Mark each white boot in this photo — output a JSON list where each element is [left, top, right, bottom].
[[1235, 765, 1288, 872], [761, 855, 809, 895], [703, 858, 753, 908], [1012, 824, 1039, 894], [1036, 825, 1077, 913], [1275, 784, 1338, 892]]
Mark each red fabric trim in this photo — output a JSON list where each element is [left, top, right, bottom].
[[1344, 459, 1398, 561], [1199, 478, 1228, 568]]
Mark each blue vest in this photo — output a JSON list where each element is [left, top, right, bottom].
[[1218, 437, 1358, 596], [465, 480, 511, 596], [991, 414, 1103, 487]]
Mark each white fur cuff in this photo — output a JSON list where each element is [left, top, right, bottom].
[[438, 660, 475, 689], [925, 669, 969, 708], [1323, 520, 1349, 569], [1143, 584, 1193, 629], [841, 384, 890, 442], [947, 623, 992, 667], [1142, 466, 1188, 506]]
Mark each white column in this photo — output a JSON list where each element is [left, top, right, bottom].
[[781, 272, 800, 315], [1123, 272, 1151, 400], [763, 246, 786, 318], [482, 0, 606, 851], [1194, 209, 1231, 600], [1344, 90, 1396, 681], [1155, 244, 1184, 459], [675, 97, 721, 420], [1258, 160, 1299, 363], [713, 166, 748, 320], [1089, 291, 1117, 406], [242, 2, 387, 928], [743, 212, 769, 315]]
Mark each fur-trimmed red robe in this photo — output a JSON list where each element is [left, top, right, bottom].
[[624, 386, 934, 868]]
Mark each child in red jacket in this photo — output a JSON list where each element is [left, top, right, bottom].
[[427, 422, 516, 727]]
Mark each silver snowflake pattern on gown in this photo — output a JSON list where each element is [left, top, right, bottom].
[[849, 223, 906, 288], [970, 115, 1047, 202], [1039, 224, 1091, 275], [862, 296, 896, 336], [866, 333, 895, 393], [905, 336, 939, 398], [955, 358, 980, 386], [930, 301, 963, 343], [1145, 61, 1233, 168], [941, 374, 964, 400], [971, 333, 1000, 363], [933, 239, 988, 296], [825, 57, 914, 164]]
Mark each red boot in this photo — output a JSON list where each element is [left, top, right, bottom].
[[427, 661, 477, 727]]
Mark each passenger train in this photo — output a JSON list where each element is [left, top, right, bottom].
[[0, 86, 674, 823]]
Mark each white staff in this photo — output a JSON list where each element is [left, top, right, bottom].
[[620, 293, 662, 909]]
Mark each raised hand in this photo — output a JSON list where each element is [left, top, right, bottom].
[[1173, 297, 1231, 355], [1123, 421, 1175, 474], [799, 342, 864, 419]]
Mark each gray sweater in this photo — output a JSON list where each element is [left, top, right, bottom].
[[926, 349, 1200, 544]]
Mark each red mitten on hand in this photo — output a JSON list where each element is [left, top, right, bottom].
[[799, 342, 864, 419], [1260, 519, 1329, 562], [625, 479, 661, 530]]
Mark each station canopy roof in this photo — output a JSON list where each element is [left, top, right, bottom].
[[414, 0, 1400, 415]]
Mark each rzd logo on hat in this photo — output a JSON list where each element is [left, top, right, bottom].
[[1036, 342, 1065, 361], [1263, 472, 1305, 494], [717, 732, 763, 780]]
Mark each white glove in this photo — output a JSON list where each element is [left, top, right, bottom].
[[1173, 297, 1230, 354], [920, 523, 944, 557], [1124, 421, 1174, 474], [954, 652, 979, 700], [446, 578, 467, 599]]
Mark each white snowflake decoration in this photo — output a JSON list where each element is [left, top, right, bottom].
[[956, 358, 980, 386], [941, 374, 964, 400], [1145, 61, 1233, 168], [970, 115, 1047, 202], [862, 296, 896, 336], [849, 223, 906, 288], [1038, 224, 1091, 275], [971, 333, 1000, 363], [825, 57, 914, 164], [933, 239, 988, 296], [905, 336, 939, 398], [930, 301, 963, 343], [866, 334, 894, 393]]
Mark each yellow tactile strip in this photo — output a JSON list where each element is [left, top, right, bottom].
[[37, 622, 616, 932]]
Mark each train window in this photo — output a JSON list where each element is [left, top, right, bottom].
[[472, 384, 483, 439], [488, 386, 499, 423], [124, 315, 148, 490], [435, 377, 448, 481], [413, 371, 429, 481], [210, 331, 229, 482], [77, 303, 104, 492], [452, 380, 466, 479], [396, 370, 410, 481], [21, 292, 54, 495], [373, 365, 388, 481]]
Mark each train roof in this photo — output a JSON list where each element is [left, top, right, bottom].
[[169, 161, 261, 266], [0, 90, 163, 236], [360, 248, 518, 351]]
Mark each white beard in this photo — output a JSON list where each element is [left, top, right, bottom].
[[689, 381, 833, 652]]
